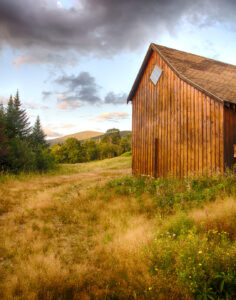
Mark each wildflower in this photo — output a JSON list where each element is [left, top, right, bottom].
[[155, 267, 158, 271], [198, 250, 202, 254], [149, 287, 152, 291], [198, 263, 202, 266]]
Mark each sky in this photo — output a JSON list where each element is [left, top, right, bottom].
[[0, 0, 236, 139]]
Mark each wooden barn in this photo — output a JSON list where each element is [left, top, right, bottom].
[[127, 44, 236, 178]]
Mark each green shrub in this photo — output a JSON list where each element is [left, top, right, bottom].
[[148, 228, 236, 299], [6, 138, 35, 173], [33, 146, 57, 172]]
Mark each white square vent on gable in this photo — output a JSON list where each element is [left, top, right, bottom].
[[150, 65, 162, 85]]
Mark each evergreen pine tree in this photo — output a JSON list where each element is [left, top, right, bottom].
[[5, 95, 16, 139], [13, 90, 31, 139], [30, 116, 46, 147], [0, 111, 8, 168]]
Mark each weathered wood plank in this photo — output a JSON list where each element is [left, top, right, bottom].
[[211, 99, 216, 173], [219, 103, 224, 174], [206, 96, 212, 174], [194, 88, 199, 174]]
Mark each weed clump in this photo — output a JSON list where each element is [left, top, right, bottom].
[[106, 170, 236, 216]]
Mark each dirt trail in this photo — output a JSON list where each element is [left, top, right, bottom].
[[0, 167, 131, 220]]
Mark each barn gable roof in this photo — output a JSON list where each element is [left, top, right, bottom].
[[127, 43, 236, 105]]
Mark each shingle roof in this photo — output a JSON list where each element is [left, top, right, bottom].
[[127, 43, 236, 104]]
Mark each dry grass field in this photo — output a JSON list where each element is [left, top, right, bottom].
[[0, 157, 236, 299]]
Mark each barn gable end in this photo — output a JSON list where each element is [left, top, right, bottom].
[[129, 44, 236, 177]]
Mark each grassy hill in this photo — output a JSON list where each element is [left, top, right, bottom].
[[47, 130, 104, 145], [48, 130, 132, 145], [0, 158, 235, 299]]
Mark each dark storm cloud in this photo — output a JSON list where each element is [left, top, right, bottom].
[[54, 71, 127, 109], [56, 72, 99, 92], [104, 92, 127, 105], [0, 0, 236, 64], [55, 72, 101, 106], [42, 91, 52, 99]]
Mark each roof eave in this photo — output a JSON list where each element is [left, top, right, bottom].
[[127, 44, 154, 103]]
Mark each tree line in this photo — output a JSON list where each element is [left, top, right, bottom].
[[0, 91, 132, 172], [0, 91, 55, 173], [51, 129, 131, 164]]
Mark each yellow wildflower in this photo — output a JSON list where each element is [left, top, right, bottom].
[[198, 250, 202, 254]]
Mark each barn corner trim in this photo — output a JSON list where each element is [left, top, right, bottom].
[[127, 43, 230, 105]]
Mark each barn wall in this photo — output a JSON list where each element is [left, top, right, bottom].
[[224, 106, 236, 169], [132, 51, 225, 178]]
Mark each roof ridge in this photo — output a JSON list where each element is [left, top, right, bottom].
[[152, 43, 236, 68]]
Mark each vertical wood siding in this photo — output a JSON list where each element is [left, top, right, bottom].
[[132, 51, 225, 178], [224, 106, 236, 169]]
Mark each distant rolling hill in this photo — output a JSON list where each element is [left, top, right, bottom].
[[90, 131, 132, 142], [47, 130, 132, 146], [47, 131, 104, 146]]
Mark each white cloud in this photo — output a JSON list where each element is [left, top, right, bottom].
[[92, 112, 130, 122], [57, 101, 82, 111], [43, 126, 62, 138], [57, 1, 63, 8]]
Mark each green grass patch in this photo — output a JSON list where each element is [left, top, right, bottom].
[[105, 172, 236, 216]]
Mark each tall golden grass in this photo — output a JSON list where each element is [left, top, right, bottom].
[[0, 157, 235, 299]]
